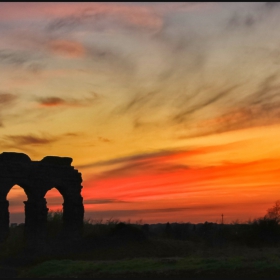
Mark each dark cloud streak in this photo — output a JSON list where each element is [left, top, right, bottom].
[[77, 149, 187, 169], [0, 92, 18, 128], [178, 75, 280, 139], [79, 148, 190, 180], [5, 134, 58, 146], [84, 199, 128, 205], [86, 203, 239, 219], [173, 84, 240, 124], [0, 92, 17, 106], [46, 4, 162, 35], [37, 92, 99, 107], [2, 132, 81, 152], [0, 49, 44, 72]]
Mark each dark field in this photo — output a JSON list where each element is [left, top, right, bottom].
[[1, 212, 280, 278]]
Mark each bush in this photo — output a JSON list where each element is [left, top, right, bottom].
[[46, 210, 63, 240], [110, 222, 147, 243], [245, 217, 280, 247]]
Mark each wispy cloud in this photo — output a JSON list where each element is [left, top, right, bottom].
[[77, 148, 192, 170], [98, 137, 111, 143], [0, 2, 211, 23], [5, 134, 58, 146], [178, 74, 280, 138], [37, 97, 66, 107], [84, 199, 128, 205], [0, 92, 17, 106], [37, 92, 99, 108], [0, 49, 44, 70], [172, 85, 241, 124], [2, 132, 80, 152], [48, 39, 86, 58], [0, 50, 29, 65], [0, 92, 18, 127], [87, 205, 222, 218], [46, 3, 163, 34], [225, 2, 280, 31]]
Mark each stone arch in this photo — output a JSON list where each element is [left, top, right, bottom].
[[0, 181, 31, 242], [50, 181, 84, 238], [39, 170, 84, 238], [0, 152, 84, 243]]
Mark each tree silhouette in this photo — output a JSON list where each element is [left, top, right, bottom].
[[265, 200, 280, 223]]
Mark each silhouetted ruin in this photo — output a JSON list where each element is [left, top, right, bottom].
[[0, 152, 84, 244]]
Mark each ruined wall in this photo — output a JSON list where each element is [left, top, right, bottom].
[[0, 152, 84, 243]]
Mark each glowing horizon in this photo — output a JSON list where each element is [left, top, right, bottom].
[[1, 2, 280, 224]]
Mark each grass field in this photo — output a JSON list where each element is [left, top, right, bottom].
[[2, 212, 280, 278], [19, 254, 280, 279]]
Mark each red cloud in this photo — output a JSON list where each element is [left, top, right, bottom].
[[78, 141, 280, 223], [98, 137, 111, 143], [37, 93, 98, 108], [48, 40, 85, 58], [38, 97, 65, 107], [0, 3, 162, 31], [8, 143, 279, 223]]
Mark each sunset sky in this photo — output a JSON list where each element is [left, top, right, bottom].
[[1, 2, 280, 224]]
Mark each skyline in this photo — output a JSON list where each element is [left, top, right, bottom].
[[1, 2, 280, 223]]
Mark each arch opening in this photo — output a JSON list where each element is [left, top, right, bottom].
[[6, 185, 27, 225], [45, 187, 64, 214], [44, 187, 64, 239]]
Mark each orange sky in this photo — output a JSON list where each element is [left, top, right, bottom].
[[2, 2, 280, 224]]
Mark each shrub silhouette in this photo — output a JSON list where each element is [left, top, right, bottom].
[[164, 222, 173, 238], [246, 217, 280, 247], [3, 200, 280, 264], [46, 210, 63, 240], [110, 222, 147, 243], [265, 200, 280, 222]]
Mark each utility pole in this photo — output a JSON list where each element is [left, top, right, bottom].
[[221, 214, 224, 225]]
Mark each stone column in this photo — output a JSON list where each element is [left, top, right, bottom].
[[24, 197, 48, 246], [62, 194, 84, 239], [0, 199, 9, 242]]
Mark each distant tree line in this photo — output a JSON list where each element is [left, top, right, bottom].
[[2, 200, 280, 264]]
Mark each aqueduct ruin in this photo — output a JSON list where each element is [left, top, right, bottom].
[[0, 152, 84, 242]]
